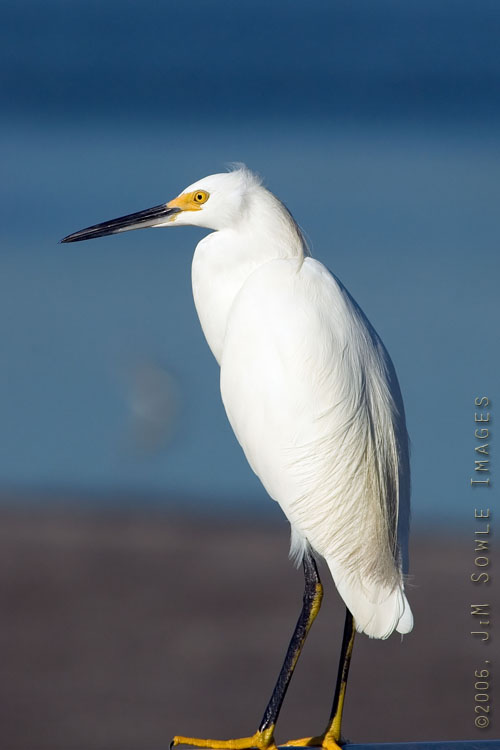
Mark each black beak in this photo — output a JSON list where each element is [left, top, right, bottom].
[[60, 204, 182, 243]]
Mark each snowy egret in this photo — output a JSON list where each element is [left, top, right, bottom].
[[61, 166, 413, 750]]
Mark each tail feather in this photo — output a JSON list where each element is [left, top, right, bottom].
[[329, 559, 413, 639]]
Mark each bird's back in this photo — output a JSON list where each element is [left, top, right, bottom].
[[220, 256, 412, 639]]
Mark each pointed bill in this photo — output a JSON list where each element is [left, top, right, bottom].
[[60, 203, 181, 243]]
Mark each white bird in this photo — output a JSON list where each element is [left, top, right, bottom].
[[62, 166, 413, 750]]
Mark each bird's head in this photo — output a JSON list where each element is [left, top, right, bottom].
[[61, 166, 261, 243]]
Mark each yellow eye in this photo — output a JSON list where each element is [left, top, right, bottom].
[[193, 190, 209, 204]]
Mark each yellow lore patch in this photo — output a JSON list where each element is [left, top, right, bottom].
[[167, 189, 209, 214]]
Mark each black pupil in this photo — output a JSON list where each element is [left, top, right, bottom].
[[197, 194, 202, 201]]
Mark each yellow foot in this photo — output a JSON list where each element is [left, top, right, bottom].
[[281, 733, 342, 750], [171, 727, 278, 750]]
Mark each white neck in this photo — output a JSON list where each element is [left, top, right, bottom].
[[191, 190, 308, 363]]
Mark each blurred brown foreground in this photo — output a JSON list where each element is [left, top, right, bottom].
[[0, 504, 496, 750]]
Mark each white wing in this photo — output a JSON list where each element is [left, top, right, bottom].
[[220, 257, 412, 639]]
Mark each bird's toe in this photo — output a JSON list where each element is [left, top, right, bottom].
[[280, 734, 342, 750], [171, 727, 278, 750]]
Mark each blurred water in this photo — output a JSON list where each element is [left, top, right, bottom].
[[1, 1, 498, 524], [3, 0, 500, 121]]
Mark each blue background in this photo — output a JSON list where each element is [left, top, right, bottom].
[[1, 0, 498, 524]]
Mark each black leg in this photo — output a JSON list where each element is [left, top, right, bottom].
[[171, 550, 323, 750], [280, 606, 356, 750], [259, 550, 323, 732], [324, 607, 355, 744]]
